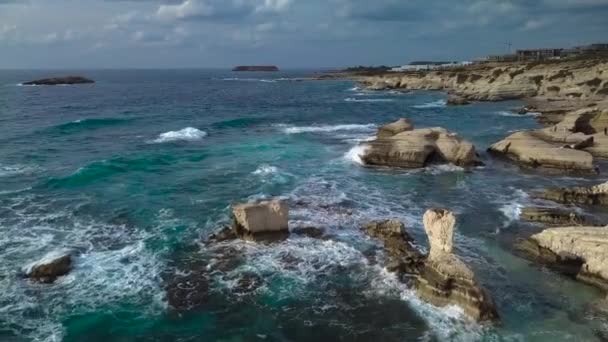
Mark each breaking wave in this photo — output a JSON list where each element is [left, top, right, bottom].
[[497, 111, 541, 117], [280, 124, 376, 134], [412, 100, 446, 109], [151, 127, 207, 143], [345, 97, 394, 103]]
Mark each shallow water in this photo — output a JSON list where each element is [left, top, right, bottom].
[[1, 70, 607, 341]]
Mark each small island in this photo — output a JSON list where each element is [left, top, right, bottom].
[[232, 66, 279, 72], [22, 76, 95, 86]]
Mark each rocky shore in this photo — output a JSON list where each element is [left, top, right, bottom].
[[22, 76, 94, 86]]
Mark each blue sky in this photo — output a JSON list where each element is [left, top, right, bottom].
[[0, 0, 607, 68]]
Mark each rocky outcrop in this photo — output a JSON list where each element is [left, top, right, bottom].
[[520, 207, 601, 226], [538, 181, 608, 206], [360, 59, 608, 105], [22, 76, 94, 86], [233, 199, 289, 236], [446, 95, 470, 106], [232, 66, 279, 72], [376, 118, 414, 138], [363, 210, 498, 321], [358, 119, 482, 169], [517, 226, 608, 291], [488, 131, 596, 173], [24, 251, 72, 283]]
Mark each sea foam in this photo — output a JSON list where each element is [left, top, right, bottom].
[[412, 99, 447, 109], [344, 97, 394, 103], [281, 124, 376, 134], [344, 144, 370, 165], [152, 127, 207, 143]]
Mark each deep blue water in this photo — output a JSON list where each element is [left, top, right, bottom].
[[1, 70, 607, 341]]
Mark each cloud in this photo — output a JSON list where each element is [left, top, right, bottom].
[[156, 0, 292, 21]]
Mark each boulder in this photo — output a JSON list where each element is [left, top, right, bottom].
[[22, 76, 94, 86], [24, 251, 72, 283], [520, 207, 600, 226], [233, 199, 289, 234], [376, 118, 413, 138], [488, 131, 596, 174], [360, 120, 482, 169], [517, 226, 608, 291], [423, 209, 455, 257], [446, 95, 470, 106], [538, 181, 608, 206]]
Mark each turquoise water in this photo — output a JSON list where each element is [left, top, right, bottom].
[[1, 70, 607, 341]]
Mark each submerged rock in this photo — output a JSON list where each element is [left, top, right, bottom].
[[24, 251, 72, 283], [22, 76, 94, 86], [516, 226, 608, 291], [291, 226, 325, 239], [538, 181, 608, 206], [520, 207, 601, 226], [359, 119, 482, 169], [363, 211, 498, 321], [446, 95, 471, 106]]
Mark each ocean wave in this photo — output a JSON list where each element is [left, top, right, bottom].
[[280, 123, 376, 134], [0, 164, 40, 178], [497, 188, 529, 229], [221, 77, 277, 83], [211, 117, 266, 129], [252, 164, 279, 176], [0, 198, 167, 342], [497, 111, 541, 117], [412, 99, 446, 109], [151, 127, 207, 143], [344, 97, 394, 103], [344, 144, 370, 165], [52, 117, 131, 133]]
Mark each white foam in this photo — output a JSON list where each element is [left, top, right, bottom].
[[151, 127, 207, 143], [0, 164, 40, 178], [497, 188, 529, 228], [344, 97, 394, 103], [344, 144, 370, 165], [425, 164, 465, 175], [497, 111, 541, 117], [252, 164, 279, 176], [281, 123, 376, 134], [412, 99, 447, 109]]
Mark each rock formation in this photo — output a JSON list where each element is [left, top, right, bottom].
[[22, 76, 94, 86], [358, 119, 482, 169], [446, 95, 470, 106], [232, 199, 289, 237], [517, 226, 608, 291], [537, 181, 608, 205], [520, 207, 600, 226], [232, 66, 279, 72], [363, 210, 498, 321], [24, 251, 72, 283]]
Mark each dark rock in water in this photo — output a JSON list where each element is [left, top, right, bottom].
[[520, 206, 601, 226], [446, 95, 471, 106], [25, 252, 72, 283], [22, 76, 94, 86], [232, 66, 279, 72], [165, 266, 210, 312], [291, 226, 325, 239], [232, 272, 264, 295], [207, 225, 237, 243]]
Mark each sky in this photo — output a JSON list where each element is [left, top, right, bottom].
[[0, 0, 607, 69]]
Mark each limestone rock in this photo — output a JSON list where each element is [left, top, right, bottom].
[[520, 207, 600, 226], [539, 181, 608, 206], [24, 251, 72, 283], [446, 95, 470, 106], [360, 120, 481, 169], [423, 208, 455, 257], [232, 199, 289, 235], [488, 131, 596, 173], [519, 226, 608, 291], [377, 118, 413, 138]]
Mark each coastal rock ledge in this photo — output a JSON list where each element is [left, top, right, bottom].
[[364, 209, 498, 321], [517, 226, 608, 291], [537, 181, 608, 206], [357, 118, 482, 169]]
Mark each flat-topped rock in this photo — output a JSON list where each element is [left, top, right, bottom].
[[232, 66, 279, 72], [359, 119, 482, 169], [24, 251, 72, 283], [22, 76, 94, 86], [518, 226, 608, 291], [488, 131, 596, 174], [520, 206, 600, 226], [376, 118, 413, 138], [538, 181, 608, 206], [233, 199, 288, 234]]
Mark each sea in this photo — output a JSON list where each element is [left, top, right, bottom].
[[1, 69, 607, 341]]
